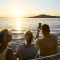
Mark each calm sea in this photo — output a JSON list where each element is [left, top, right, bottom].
[[0, 18, 60, 52]]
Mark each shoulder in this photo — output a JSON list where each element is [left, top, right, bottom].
[[6, 48, 13, 56], [31, 44, 37, 48], [17, 44, 24, 48], [50, 33, 57, 37], [32, 44, 38, 51], [16, 44, 24, 51], [6, 48, 14, 60], [35, 38, 42, 43], [34, 38, 42, 47], [50, 34, 57, 39]]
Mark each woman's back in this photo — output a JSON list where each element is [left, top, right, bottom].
[[17, 44, 38, 60]]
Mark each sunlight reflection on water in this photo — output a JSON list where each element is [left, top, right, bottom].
[[15, 18, 21, 30]]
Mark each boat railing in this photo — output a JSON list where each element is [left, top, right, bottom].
[[29, 52, 60, 60]]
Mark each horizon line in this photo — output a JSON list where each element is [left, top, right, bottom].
[[0, 14, 60, 18]]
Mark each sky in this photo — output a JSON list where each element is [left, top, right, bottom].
[[0, 0, 60, 17]]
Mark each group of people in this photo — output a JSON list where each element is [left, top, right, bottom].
[[0, 24, 58, 60]]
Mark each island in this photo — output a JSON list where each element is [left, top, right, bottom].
[[27, 14, 60, 18]]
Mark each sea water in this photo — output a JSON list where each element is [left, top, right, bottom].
[[0, 18, 60, 52]]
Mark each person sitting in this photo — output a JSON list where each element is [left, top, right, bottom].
[[35, 24, 58, 56], [0, 28, 14, 60], [16, 30, 38, 60]]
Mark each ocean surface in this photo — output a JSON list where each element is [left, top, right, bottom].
[[0, 18, 60, 52]]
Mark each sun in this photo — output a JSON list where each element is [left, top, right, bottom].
[[12, 8, 25, 17]]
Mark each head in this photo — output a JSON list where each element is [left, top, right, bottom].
[[24, 30, 33, 44], [0, 28, 12, 46], [42, 24, 50, 35]]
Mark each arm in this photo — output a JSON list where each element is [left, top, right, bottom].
[[35, 28, 41, 39], [34, 27, 41, 48], [6, 49, 14, 60], [34, 38, 40, 48]]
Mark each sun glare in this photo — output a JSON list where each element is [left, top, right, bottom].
[[16, 18, 21, 30], [12, 8, 25, 17]]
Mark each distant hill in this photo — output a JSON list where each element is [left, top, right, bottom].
[[27, 14, 60, 18]]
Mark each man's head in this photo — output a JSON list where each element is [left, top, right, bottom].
[[42, 24, 50, 34], [24, 30, 33, 43]]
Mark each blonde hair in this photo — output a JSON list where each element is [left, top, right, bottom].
[[24, 30, 33, 43], [0, 28, 12, 43]]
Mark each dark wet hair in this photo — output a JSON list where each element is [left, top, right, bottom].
[[24, 30, 33, 43], [0, 28, 12, 43], [42, 24, 50, 33]]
